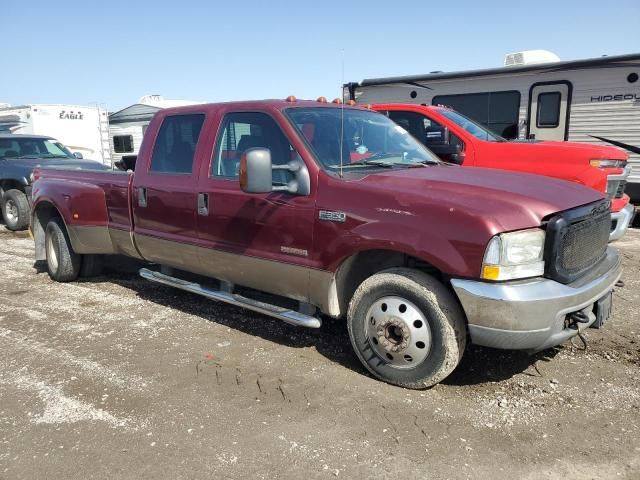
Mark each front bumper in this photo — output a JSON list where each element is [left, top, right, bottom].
[[451, 247, 622, 352], [610, 203, 636, 242]]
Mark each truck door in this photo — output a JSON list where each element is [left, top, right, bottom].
[[527, 82, 572, 141], [195, 110, 316, 302], [131, 112, 206, 270]]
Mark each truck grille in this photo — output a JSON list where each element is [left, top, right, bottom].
[[544, 200, 611, 284], [607, 179, 627, 199]]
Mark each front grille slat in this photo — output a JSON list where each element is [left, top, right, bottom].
[[544, 200, 610, 284]]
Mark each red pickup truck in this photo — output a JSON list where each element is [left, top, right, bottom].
[[372, 104, 635, 241], [30, 99, 621, 388]]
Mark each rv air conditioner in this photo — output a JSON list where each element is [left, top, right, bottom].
[[504, 50, 560, 67]]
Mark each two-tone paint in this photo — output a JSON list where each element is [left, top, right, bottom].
[[30, 100, 604, 319]]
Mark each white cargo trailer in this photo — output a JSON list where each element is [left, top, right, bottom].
[[0, 104, 111, 165], [345, 51, 640, 202]]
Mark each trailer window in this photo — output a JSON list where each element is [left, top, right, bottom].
[[113, 135, 133, 153], [149, 114, 204, 174], [536, 92, 561, 128], [432, 91, 520, 139]]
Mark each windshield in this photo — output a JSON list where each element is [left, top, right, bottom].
[[437, 109, 505, 142], [286, 107, 440, 171], [0, 137, 75, 159]]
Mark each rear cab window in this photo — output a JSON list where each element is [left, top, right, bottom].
[[149, 114, 205, 174]]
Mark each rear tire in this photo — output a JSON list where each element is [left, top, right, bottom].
[[45, 217, 81, 282], [347, 268, 466, 389], [1, 189, 30, 231], [80, 255, 104, 278]]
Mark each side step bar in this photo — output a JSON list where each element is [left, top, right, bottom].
[[139, 268, 322, 329]]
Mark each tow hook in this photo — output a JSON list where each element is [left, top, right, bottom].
[[568, 311, 589, 351], [569, 311, 590, 324]]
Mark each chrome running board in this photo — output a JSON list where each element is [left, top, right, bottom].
[[139, 268, 322, 329]]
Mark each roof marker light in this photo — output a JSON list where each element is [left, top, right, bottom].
[[347, 100, 356, 106], [316, 96, 327, 103], [332, 98, 342, 104], [286, 95, 297, 102]]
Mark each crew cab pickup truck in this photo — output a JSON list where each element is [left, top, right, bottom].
[[30, 99, 622, 388], [0, 134, 109, 230], [372, 104, 635, 241]]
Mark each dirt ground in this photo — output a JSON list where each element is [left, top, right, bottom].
[[0, 226, 639, 480]]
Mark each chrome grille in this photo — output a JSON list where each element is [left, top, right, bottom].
[[544, 200, 611, 284]]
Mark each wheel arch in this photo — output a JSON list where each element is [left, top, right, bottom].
[[0, 178, 28, 197], [322, 248, 444, 318]]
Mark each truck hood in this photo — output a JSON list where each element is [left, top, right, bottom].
[[495, 139, 628, 162], [353, 164, 604, 233]]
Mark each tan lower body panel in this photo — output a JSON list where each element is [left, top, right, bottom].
[[133, 233, 337, 314], [68, 225, 116, 255]]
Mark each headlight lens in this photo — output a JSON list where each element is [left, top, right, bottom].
[[590, 159, 627, 168], [481, 228, 545, 281]]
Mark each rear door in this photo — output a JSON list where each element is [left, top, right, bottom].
[[131, 112, 206, 270], [528, 82, 572, 141]]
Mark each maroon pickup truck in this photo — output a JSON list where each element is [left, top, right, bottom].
[[31, 99, 622, 388]]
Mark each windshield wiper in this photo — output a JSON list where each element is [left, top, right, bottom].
[[347, 159, 394, 168]]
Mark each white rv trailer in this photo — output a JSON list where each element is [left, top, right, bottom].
[[345, 51, 640, 202], [0, 104, 111, 165], [109, 95, 203, 164]]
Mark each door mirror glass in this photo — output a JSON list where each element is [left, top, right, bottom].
[[73, 152, 83, 159], [240, 148, 273, 193], [240, 147, 311, 195]]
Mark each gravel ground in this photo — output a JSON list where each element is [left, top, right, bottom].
[[0, 226, 639, 479]]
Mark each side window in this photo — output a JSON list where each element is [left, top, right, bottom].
[[149, 114, 205, 174], [113, 135, 133, 153], [388, 110, 462, 149], [536, 92, 561, 127], [212, 112, 297, 185]]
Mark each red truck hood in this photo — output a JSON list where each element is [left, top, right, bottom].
[[352, 164, 604, 233], [491, 139, 628, 162]]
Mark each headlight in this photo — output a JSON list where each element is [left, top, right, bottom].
[[481, 228, 545, 281], [590, 159, 627, 168]]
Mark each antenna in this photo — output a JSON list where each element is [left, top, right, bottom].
[[339, 49, 345, 178]]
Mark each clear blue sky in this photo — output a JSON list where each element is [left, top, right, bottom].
[[3, 0, 639, 111]]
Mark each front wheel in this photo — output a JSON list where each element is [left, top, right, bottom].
[[1, 189, 30, 231], [347, 268, 466, 389]]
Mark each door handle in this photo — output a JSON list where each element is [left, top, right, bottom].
[[137, 187, 147, 208], [197, 192, 209, 216]]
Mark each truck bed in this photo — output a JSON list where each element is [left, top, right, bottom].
[[31, 167, 136, 257]]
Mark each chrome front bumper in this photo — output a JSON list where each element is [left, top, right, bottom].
[[610, 203, 636, 242], [451, 247, 622, 351]]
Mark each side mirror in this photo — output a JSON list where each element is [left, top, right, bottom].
[[240, 148, 310, 195], [73, 152, 83, 159]]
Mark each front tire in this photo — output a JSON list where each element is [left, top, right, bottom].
[[45, 217, 81, 282], [1, 189, 30, 231], [347, 268, 466, 389]]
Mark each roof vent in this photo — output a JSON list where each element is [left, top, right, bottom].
[[504, 50, 560, 67]]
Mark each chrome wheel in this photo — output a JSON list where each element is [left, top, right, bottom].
[[4, 199, 18, 223], [365, 296, 431, 369], [46, 231, 59, 272]]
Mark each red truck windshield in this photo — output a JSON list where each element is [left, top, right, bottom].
[[286, 107, 440, 171], [438, 109, 506, 143]]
